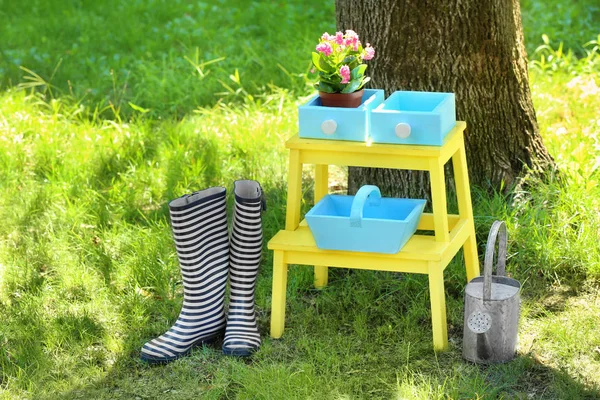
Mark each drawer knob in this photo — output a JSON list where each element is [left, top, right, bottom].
[[321, 120, 337, 135], [395, 123, 411, 138]]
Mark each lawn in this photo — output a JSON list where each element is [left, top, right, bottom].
[[0, 0, 599, 399]]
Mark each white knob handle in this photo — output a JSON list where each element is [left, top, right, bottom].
[[321, 119, 337, 135], [395, 123, 411, 139]]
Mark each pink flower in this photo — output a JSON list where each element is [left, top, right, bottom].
[[316, 42, 333, 57], [335, 31, 344, 45], [340, 65, 351, 84], [321, 32, 331, 41], [345, 29, 359, 40], [342, 30, 360, 51], [363, 43, 375, 60], [344, 37, 361, 51]]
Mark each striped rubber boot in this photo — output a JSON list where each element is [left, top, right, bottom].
[[222, 180, 264, 357], [140, 187, 229, 363]]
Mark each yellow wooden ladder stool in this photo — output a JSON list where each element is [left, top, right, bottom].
[[267, 122, 479, 351]]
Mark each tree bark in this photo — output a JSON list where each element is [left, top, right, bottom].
[[335, 0, 554, 199]]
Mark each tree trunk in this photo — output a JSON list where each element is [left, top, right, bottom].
[[335, 0, 554, 199]]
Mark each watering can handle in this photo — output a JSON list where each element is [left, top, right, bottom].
[[349, 185, 381, 228], [483, 220, 507, 301]]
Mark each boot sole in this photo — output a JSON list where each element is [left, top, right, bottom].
[[140, 331, 223, 364], [222, 346, 256, 358]]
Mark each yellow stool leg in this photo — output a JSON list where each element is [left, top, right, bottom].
[[429, 159, 450, 242], [463, 233, 479, 281], [428, 262, 448, 351], [314, 267, 328, 289], [270, 251, 288, 338], [285, 149, 302, 231], [314, 164, 329, 289], [452, 141, 480, 281]]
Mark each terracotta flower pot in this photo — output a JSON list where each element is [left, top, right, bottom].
[[319, 89, 364, 108]]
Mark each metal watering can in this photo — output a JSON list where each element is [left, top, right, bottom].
[[463, 221, 521, 364]]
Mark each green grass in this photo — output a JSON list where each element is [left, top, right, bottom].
[[0, 0, 330, 117], [521, 0, 600, 56], [1, 0, 600, 399]]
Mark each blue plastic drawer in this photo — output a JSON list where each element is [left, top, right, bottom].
[[298, 89, 384, 142], [371, 91, 456, 146], [305, 185, 426, 254]]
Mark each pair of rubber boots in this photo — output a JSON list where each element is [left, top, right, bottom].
[[140, 180, 264, 363]]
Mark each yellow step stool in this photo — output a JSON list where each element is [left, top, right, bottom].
[[267, 122, 479, 351]]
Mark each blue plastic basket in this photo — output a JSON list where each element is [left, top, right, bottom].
[[370, 91, 456, 146], [298, 89, 384, 141], [305, 185, 426, 254]]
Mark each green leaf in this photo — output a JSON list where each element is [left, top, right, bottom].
[[311, 52, 325, 72], [342, 55, 361, 71], [350, 64, 367, 80], [318, 70, 342, 86], [320, 54, 336, 73], [342, 55, 357, 64], [229, 68, 240, 84], [358, 76, 371, 89], [312, 52, 335, 73], [318, 77, 336, 86], [128, 102, 150, 114], [326, 72, 342, 81], [341, 78, 363, 94], [317, 81, 336, 93], [542, 34, 550, 45]]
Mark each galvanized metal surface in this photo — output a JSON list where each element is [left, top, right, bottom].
[[463, 221, 521, 364]]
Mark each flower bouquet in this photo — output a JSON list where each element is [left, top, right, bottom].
[[312, 30, 375, 108]]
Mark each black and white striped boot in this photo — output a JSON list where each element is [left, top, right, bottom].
[[140, 187, 230, 363], [222, 180, 264, 357]]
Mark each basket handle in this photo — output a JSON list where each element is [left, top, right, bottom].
[[483, 220, 507, 301], [349, 185, 381, 228]]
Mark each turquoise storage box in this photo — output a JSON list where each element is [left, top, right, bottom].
[[370, 91, 456, 146], [298, 89, 384, 141], [305, 185, 426, 254]]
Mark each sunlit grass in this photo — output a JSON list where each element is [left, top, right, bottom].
[[0, 0, 599, 398], [1, 64, 599, 398]]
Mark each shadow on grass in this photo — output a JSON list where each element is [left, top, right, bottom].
[[86, 131, 225, 230], [38, 173, 599, 398], [4, 151, 598, 398], [505, 354, 600, 399], [49, 260, 600, 399]]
